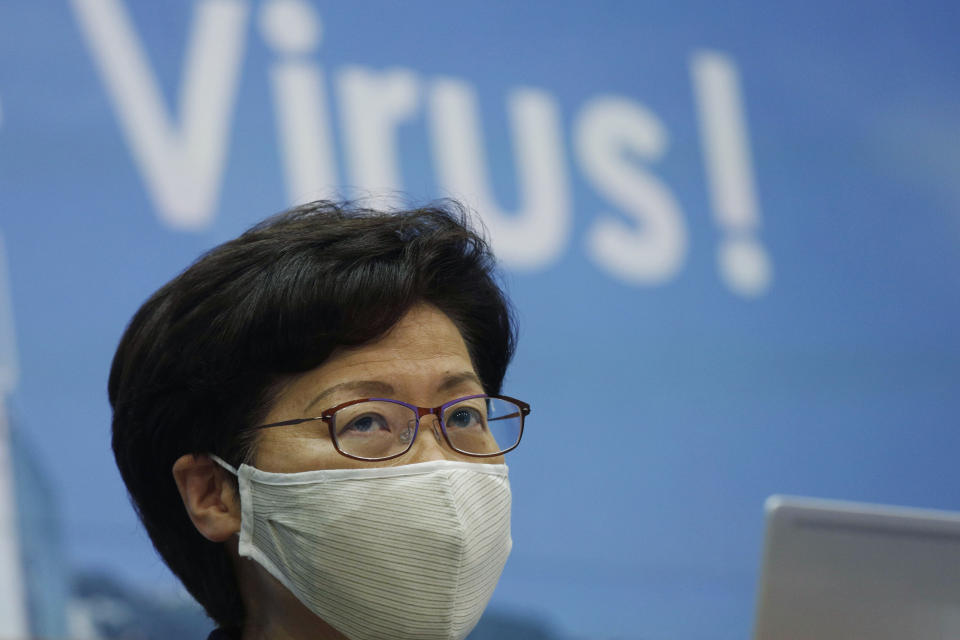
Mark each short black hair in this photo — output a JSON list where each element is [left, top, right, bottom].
[[108, 200, 516, 627]]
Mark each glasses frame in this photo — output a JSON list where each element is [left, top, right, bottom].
[[251, 393, 530, 462]]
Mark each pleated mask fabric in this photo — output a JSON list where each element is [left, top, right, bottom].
[[212, 457, 512, 640]]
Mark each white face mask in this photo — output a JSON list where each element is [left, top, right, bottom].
[[211, 456, 512, 640]]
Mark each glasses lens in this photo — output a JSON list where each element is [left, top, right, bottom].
[[443, 396, 523, 455], [331, 401, 417, 459]]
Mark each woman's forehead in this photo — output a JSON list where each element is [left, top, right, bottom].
[[331, 304, 471, 367], [273, 304, 480, 413]]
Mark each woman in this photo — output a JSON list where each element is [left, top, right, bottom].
[[109, 201, 528, 640]]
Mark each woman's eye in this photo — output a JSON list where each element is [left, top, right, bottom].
[[447, 407, 483, 429], [340, 413, 388, 436]]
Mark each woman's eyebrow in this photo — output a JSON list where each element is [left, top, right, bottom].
[[303, 372, 483, 413], [436, 371, 484, 393], [303, 380, 395, 413]]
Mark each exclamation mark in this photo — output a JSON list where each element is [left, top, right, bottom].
[[691, 51, 772, 298]]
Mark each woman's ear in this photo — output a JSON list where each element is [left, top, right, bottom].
[[172, 454, 242, 542]]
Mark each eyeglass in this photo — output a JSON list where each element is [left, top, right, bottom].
[[251, 394, 530, 462]]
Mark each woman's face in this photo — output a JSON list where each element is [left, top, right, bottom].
[[251, 303, 500, 472]]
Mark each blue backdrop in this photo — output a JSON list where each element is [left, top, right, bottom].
[[1, 1, 958, 638]]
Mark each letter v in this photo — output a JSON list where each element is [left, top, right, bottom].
[[70, 0, 248, 230]]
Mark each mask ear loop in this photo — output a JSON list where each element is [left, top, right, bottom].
[[209, 454, 239, 476], [208, 454, 248, 545]]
